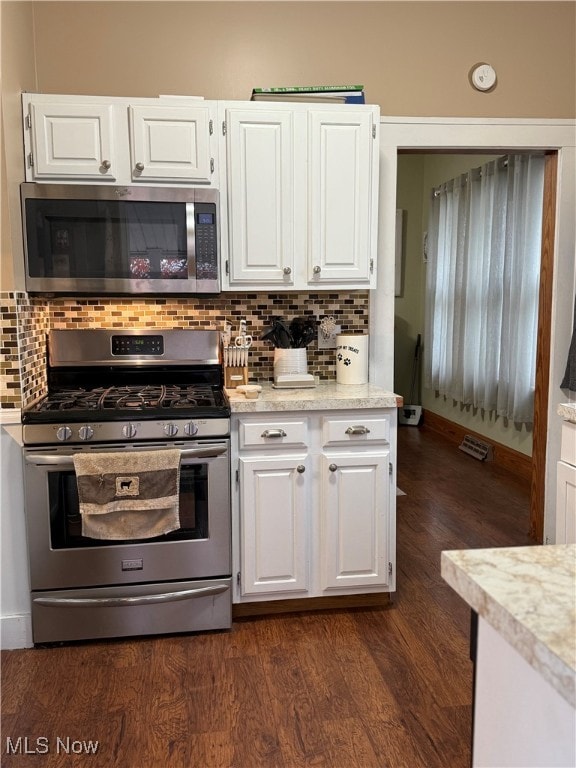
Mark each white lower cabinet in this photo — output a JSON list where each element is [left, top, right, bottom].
[[320, 451, 389, 591], [239, 454, 309, 595], [232, 409, 396, 604], [556, 420, 576, 544]]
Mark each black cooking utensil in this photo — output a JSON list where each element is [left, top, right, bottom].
[[260, 317, 292, 348], [301, 318, 317, 348], [274, 317, 292, 348], [260, 326, 278, 345], [289, 317, 306, 348]]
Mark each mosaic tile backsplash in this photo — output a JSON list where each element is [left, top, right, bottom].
[[1, 292, 370, 409]]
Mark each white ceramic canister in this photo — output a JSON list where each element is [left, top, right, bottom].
[[336, 334, 369, 385], [273, 347, 308, 376]]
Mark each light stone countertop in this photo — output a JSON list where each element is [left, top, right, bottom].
[[558, 402, 576, 423], [0, 409, 21, 426], [441, 544, 576, 708], [226, 381, 402, 412]]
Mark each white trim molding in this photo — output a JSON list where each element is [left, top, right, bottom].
[[370, 116, 576, 545]]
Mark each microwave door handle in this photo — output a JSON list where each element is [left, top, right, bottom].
[[25, 445, 228, 466], [186, 202, 196, 271]]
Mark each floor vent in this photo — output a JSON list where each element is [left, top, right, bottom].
[[458, 435, 494, 462]]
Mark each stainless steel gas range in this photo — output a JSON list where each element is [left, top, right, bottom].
[[22, 329, 232, 644]]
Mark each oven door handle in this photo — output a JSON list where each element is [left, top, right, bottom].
[[33, 584, 228, 608], [25, 445, 228, 466]]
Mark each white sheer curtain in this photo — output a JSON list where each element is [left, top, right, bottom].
[[424, 154, 545, 424]]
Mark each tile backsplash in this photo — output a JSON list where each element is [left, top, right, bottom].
[[0, 294, 22, 409], [1, 291, 369, 409]]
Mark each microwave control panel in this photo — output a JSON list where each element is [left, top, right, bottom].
[[195, 203, 218, 280]]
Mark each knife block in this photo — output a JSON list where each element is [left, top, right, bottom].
[[225, 365, 248, 389]]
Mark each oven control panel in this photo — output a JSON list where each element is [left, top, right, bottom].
[[111, 335, 164, 356], [23, 418, 230, 445]]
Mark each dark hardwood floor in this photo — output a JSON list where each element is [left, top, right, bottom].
[[1, 426, 533, 768]]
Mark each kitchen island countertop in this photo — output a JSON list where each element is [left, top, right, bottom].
[[558, 402, 576, 422], [226, 381, 402, 412], [441, 544, 576, 708]]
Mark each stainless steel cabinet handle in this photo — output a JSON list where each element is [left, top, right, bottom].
[[345, 425, 371, 435], [329, 463, 338, 472], [33, 584, 228, 608], [101, 159, 111, 170], [296, 465, 305, 473], [261, 429, 287, 438], [135, 162, 145, 172], [313, 266, 321, 274], [283, 266, 292, 275]]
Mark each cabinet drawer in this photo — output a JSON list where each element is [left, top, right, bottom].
[[239, 418, 308, 449], [560, 422, 576, 466], [322, 416, 389, 447]]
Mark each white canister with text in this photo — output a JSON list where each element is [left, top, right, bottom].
[[336, 334, 369, 385]]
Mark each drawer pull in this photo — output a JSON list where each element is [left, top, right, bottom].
[[329, 463, 338, 472], [345, 425, 371, 436], [261, 429, 287, 439], [296, 465, 306, 474]]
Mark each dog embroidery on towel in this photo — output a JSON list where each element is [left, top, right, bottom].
[[115, 476, 140, 497]]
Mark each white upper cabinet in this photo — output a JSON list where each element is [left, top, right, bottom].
[[26, 101, 117, 181], [23, 94, 218, 186], [224, 107, 302, 286], [220, 101, 379, 291], [128, 105, 213, 183], [22, 94, 380, 292], [308, 110, 376, 285]]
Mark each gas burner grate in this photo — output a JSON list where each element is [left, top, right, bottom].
[[33, 385, 222, 413]]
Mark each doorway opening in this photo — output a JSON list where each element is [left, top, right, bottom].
[[394, 150, 557, 543]]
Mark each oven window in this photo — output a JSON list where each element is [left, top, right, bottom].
[[48, 463, 209, 548]]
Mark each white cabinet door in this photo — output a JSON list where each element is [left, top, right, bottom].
[[308, 110, 376, 285], [320, 451, 390, 591], [28, 102, 116, 180], [225, 107, 302, 285], [223, 103, 378, 290], [556, 461, 576, 544], [128, 105, 213, 183], [239, 455, 309, 595]]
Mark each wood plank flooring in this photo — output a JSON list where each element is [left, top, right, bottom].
[[1, 426, 533, 768]]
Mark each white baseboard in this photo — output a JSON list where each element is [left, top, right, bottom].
[[1, 614, 33, 649]]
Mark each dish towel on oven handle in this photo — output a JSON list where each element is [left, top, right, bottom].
[[73, 449, 181, 540]]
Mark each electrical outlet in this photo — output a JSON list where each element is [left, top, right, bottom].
[[317, 325, 341, 349]]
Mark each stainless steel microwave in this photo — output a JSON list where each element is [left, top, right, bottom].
[[21, 183, 220, 295]]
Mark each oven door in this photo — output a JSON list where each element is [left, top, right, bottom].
[[23, 440, 231, 591]]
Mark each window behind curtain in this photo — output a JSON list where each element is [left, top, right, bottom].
[[424, 154, 545, 425]]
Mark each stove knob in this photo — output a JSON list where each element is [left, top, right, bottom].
[[184, 422, 198, 437], [122, 423, 137, 439], [164, 423, 179, 438], [78, 425, 94, 441], [56, 426, 73, 442]]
